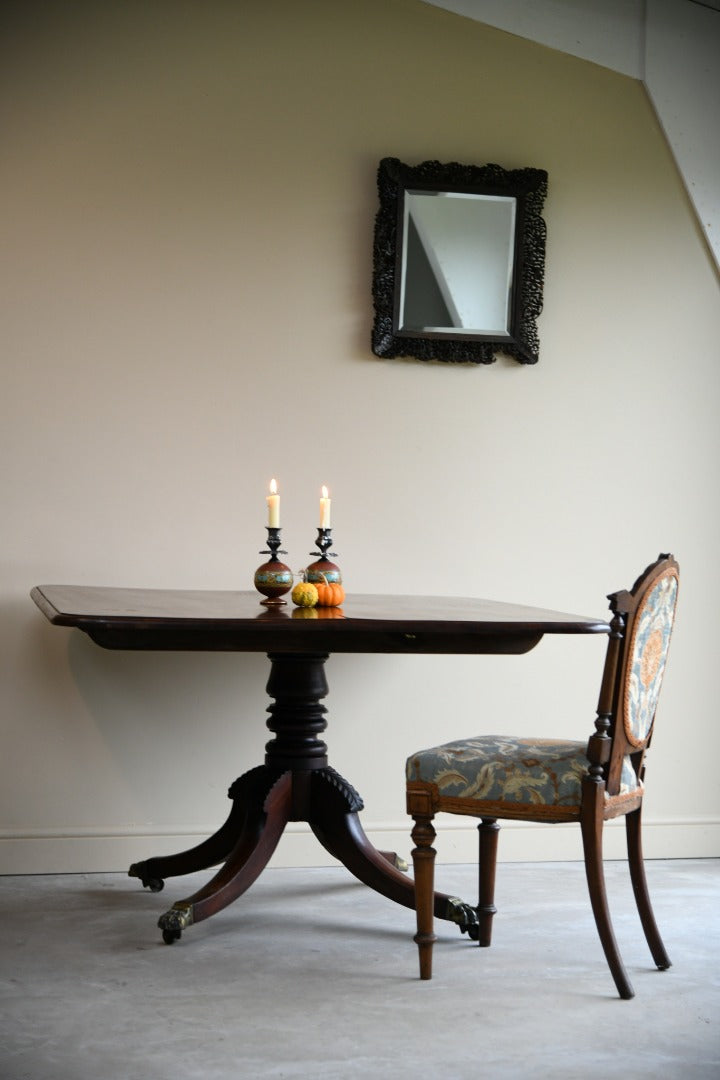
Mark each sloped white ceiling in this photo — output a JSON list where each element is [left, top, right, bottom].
[[422, 0, 720, 271]]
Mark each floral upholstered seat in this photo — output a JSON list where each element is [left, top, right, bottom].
[[406, 735, 640, 812], [406, 554, 679, 999]]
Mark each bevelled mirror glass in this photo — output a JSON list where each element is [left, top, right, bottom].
[[372, 158, 548, 365]]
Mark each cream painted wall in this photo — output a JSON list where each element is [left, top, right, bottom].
[[2, 0, 719, 874], [424, 0, 720, 272]]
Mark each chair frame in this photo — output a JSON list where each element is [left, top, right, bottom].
[[407, 554, 679, 998]]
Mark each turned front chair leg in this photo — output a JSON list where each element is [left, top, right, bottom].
[[411, 814, 437, 980], [477, 817, 500, 947]]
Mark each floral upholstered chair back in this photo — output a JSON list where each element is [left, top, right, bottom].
[[605, 555, 679, 797]]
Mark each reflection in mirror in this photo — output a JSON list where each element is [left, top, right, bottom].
[[372, 158, 547, 365], [400, 192, 516, 336]]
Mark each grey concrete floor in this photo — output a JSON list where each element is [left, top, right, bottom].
[[1, 859, 718, 1079]]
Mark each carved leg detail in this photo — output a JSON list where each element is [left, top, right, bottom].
[[157, 770, 291, 939], [411, 814, 437, 979], [626, 807, 671, 970], [309, 769, 455, 919], [477, 818, 500, 947], [581, 791, 634, 999], [310, 807, 416, 910], [129, 764, 271, 889]]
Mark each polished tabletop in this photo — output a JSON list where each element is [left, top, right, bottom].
[[31, 584, 610, 654]]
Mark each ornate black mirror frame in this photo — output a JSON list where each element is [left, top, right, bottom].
[[371, 157, 548, 365]]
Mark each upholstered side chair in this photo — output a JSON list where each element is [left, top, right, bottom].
[[406, 554, 679, 999]]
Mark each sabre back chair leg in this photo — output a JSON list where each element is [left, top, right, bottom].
[[477, 818, 500, 947], [411, 814, 437, 980], [581, 798, 634, 999], [626, 806, 671, 970]]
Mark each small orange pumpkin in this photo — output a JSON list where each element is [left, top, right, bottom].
[[315, 575, 345, 607]]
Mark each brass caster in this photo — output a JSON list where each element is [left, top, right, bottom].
[[158, 903, 193, 945], [128, 863, 164, 892], [445, 896, 479, 937]]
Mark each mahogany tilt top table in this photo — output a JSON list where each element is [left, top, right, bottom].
[[31, 585, 610, 945]]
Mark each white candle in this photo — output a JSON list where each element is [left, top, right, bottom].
[[266, 478, 280, 528], [319, 485, 331, 529]]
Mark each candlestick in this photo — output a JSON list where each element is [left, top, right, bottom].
[[254, 527, 293, 605], [306, 528, 342, 585], [319, 485, 331, 529]]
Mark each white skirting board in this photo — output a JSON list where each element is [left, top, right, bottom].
[[1, 818, 718, 875]]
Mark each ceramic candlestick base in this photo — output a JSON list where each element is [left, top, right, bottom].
[[254, 527, 293, 605], [306, 528, 342, 585]]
